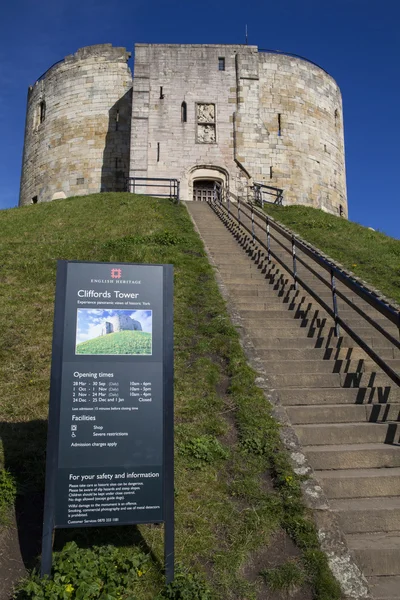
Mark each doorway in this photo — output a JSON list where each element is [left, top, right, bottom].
[[193, 179, 222, 202]]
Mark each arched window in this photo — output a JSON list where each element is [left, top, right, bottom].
[[39, 100, 46, 124], [181, 101, 187, 123]]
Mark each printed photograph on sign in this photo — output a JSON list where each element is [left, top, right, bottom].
[[75, 309, 152, 355]]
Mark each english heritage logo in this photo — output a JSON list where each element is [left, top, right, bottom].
[[111, 268, 122, 279]]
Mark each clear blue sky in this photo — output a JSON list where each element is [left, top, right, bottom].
[[0, 0, 399, 238]]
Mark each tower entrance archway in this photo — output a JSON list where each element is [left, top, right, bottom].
[[188, 166, 228, 202], [193, 179, 222, 202]]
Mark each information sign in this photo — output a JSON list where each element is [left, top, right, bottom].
[[41, 261, 174, 580]]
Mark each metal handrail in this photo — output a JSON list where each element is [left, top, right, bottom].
[[126, 177, 180, 203], [253, 182, 284, 206], [208, 194, 400, 387]]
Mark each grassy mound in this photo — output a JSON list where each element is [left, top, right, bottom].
[[0, 193, 340, 599], [76, 330, 152, 355], [262, 204, 400, 305]]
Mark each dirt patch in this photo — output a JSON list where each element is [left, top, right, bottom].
[[0, 492, 43, 600], [242, 530, 313, 600]]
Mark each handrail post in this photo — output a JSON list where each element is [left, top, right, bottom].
[[251, 204, 255, 242], [238, 197, 241, 225], [292, 235, 298, 290], [266, 216, 271, 261], [227, 192, 230, 218], [331, 268, 340, 337]]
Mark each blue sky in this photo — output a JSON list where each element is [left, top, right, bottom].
[[0, 0, 399, 238], [76, 309, 152, 345]]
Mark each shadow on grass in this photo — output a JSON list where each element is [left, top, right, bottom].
[[0, 420, 160, 571]]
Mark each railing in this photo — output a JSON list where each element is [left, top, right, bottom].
[[208, 194, 400, 387], [126, 177, 180, 203], [253, 183, 283, 206]]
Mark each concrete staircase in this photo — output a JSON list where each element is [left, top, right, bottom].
[[186, 201, 400, 600]]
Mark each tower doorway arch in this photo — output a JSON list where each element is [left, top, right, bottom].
[[188, 166, 228, 202]]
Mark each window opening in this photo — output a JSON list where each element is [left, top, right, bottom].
[[39, 101, 46, 124], [115, 158, 119, 169], [270, 166, 273, 179], [157, 142, 160, 162], [31, 195, 38, 204], [218, 57, 225, 71], [115, 109, 119, 131], [160, 86, 165, 99], [181, 101, 187, 123], [334, 109, 339, 126], [277, 113, 282, 136]]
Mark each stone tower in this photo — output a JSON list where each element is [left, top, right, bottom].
[[130, 44, 347, 216], [19, 42, 348, 216], [19, 44, 132, 206]]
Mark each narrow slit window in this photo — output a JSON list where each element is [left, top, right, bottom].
[[218, 57, 225, 71], [157, 142, 160, 162], [334, 109, 339, 126], [39, 101, 46, 124], [270, 166, 273, 179], [181, 101, 187, 123], [277, 113, 282, 136], [160, 86, 164, 99], [115, 109, 119, 131], [115, 158, 119, 169]]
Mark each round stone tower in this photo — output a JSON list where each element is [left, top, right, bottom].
[[19, 44, 132, 206], [256, 51, 347, 215]]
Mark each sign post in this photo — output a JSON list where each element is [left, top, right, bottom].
[[41, 261, 174, 583]]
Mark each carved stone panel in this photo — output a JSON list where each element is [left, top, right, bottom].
[[196, 103, 216, 143], [197, 103, 215, 124]]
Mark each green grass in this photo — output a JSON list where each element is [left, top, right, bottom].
[[76, 330, 152, 355], [0, 193, 341, 599], [262, 560, 305, 593], [262, 204, 400, 305]]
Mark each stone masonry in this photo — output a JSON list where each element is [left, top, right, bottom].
[[19, 43, 347, 216], [19, 44, 132, 206], [130, 44, 347, 215]]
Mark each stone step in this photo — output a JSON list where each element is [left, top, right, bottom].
[[252, 334, 397, 350], [269, 371, 396, 388], [257, 347, 399, 361], [263, 359, 370, 374], [303, 443, 400, 470], [295, 422, 398, 446], [242, 319, 396, 339], [347, 533, 400, 576], [330, 497, 400, 533], [287, 404, 400, 424], [317, 468, 400, 498], [368, 576, 400, 600], [240, 312, 398, 335], [279, 386, 400, 405]]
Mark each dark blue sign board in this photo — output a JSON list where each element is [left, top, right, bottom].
[[41, 261, 174, 582]]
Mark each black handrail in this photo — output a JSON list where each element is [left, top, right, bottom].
[[208, 194, 400, 387], [253, 182, 284, 206], [126, 177, 180, 203]]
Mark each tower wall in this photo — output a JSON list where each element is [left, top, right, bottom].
[[19, 44, 132, 206], [235, 51, 347, 215], [130, 44, 347, 216]]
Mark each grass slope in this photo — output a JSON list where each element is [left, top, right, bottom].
[[262, 204, 400, 305], [76, 330, 152, 355], [0, 193, 340, 600]]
